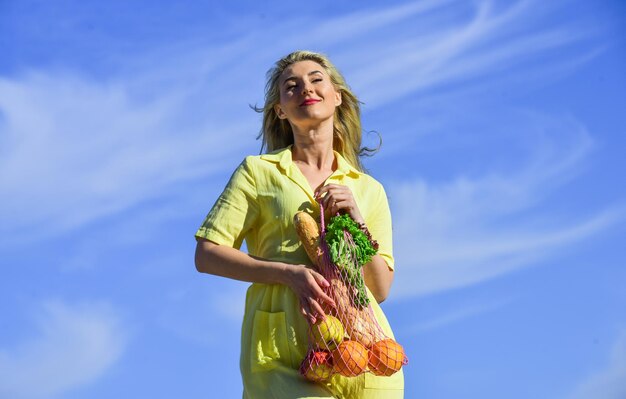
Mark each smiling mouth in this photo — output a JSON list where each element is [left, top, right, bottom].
[[300, 99, 321, 106]]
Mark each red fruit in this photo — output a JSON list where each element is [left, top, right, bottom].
[[300, 350, 333, 381]]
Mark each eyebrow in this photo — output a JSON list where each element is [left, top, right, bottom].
[[282, 70, 324, 85]]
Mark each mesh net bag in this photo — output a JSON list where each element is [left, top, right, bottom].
[[295, 203, 408, 382]]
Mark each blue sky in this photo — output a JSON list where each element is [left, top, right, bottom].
[[1, 0, 625, 398]]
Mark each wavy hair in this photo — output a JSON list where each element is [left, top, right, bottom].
[[253, 50, 380, 172]]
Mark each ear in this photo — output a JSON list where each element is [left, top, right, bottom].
[[274, 104, 287, 120], [335, 91, 342, 106]]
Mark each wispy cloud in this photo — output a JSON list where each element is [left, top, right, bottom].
[[0, 0, 606, 247], [0, 300, 128, 399], [277, 0, 459, 50], [0, 71, 254, 246], [389, 112, 625, 299], [336, 0, 603, 107], [568, 329, 626, 399]]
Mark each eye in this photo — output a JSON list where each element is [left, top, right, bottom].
[[313, 78, 322, 83], [285, 84, 297, 91]]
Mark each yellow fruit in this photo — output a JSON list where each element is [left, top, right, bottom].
[[300, 350, 333, 382], [368, 339, 405, 376], [332, 340, 369, 377], [311, 315, 345, 350]]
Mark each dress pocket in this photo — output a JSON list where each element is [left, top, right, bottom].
[[250, 310, 294, 373], [363, 366, 405, 393]]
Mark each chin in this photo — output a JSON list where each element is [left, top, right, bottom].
[[296, 112, 334, 124]]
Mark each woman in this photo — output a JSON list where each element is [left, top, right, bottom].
[[194, 50, 404, 398]]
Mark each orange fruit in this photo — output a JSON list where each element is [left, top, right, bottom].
[[368, 339, 405, 376], [331, 340, 368, 377]]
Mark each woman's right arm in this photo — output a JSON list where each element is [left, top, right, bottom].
[[195, 238, 335, 324]]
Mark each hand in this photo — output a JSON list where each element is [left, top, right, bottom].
[[315, 184, 365, 224], [285, 265, 336, 325]]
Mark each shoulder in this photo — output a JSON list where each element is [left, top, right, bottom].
[[347, 172, 388, 212], [233, 149, 286, 182], [242, 147, 287, 166], [235, 150, 277, 168], [242, 147, 293, 177], [352, 171, 386, 193], [240, 153, 277, 174], [241, 154, 260, 168]]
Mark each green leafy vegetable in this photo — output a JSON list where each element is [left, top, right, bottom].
[[324, 214, 378, 308]]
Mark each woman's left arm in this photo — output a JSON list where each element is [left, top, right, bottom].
[[363, 255, 394, 303], [316, 183, 394, 303]]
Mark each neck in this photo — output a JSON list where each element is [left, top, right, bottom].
[[290, 119, 335, 171]]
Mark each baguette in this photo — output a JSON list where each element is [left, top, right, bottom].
[[293, 211, 324, 268]]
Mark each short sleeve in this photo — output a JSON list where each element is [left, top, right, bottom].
[[194, 157, 259, 250], [366, 183, 395, 271]]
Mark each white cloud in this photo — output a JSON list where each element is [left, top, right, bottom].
[[336, 0, 603, 107], [0, 300, 128, 399], [389, 112, 625, 299], [0, 0, 606, 247], [569, 329, 626, 399], [279, 0, 459, 49], [0, 71, 255, 246]]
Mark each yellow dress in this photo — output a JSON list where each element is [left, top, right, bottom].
[[195, 145, 404, 399]]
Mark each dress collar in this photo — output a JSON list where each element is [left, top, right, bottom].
[[259, 144, 362, 177]]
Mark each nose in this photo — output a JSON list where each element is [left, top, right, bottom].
[[301, 81, 313, 95]]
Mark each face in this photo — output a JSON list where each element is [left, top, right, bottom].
[[274, 60, 342, 127]]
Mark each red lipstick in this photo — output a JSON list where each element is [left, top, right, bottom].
[[300, 99, 321, 106]]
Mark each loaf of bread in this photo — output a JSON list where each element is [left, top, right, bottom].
[[293, 211, 324, 267]]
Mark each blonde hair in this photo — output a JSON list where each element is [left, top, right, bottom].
[[254, 50, 379, 172]]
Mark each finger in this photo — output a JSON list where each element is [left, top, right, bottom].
[[311, 284, 337, 309], [332, 198, 357, 215], [322, 184, 351, 199], [309, 298, 327, 321], [315, 184, 336, 196], [326, 198, 343, 216], [319, 190, 331, 206], [330, 193, 346, 207], [308, 271, 336, 307], [317, 290, 336, 309], [323, 205, 332, 222], [309, 270, 330, 289], [301, 302, 317, 324], [319, 184, 344, 192], [316, 184, 345, 201], [309, 276, 335, 304], [325, 190, 354, 210], [314, 186, 329, 200], [323, 194, 341, 210]]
